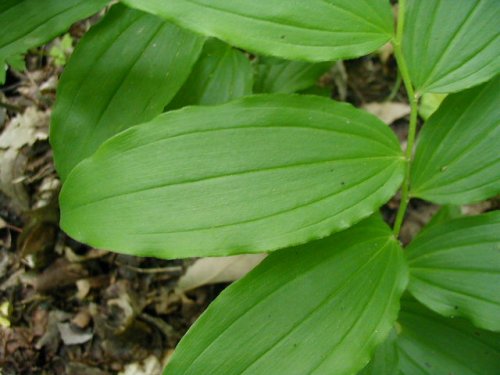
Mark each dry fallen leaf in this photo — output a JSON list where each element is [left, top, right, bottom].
[[57, 322, 93, 345], [119, 355, 162, 375], [178, 254, 266, 292], [0, 107, 50, 210], [362, 102, 410, 125]]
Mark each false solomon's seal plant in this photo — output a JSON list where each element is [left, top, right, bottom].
[[2, 0, 499, 373]]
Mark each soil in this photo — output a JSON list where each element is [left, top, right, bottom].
[[1, 16, 496, 375]]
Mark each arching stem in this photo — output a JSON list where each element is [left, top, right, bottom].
[[392, 0, 420, 237]]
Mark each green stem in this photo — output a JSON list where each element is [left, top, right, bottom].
[[385, 71, 401, 102], [392, 0, 420, 237]]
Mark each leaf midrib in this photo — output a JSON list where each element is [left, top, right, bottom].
[[67, 156, 400, 211]]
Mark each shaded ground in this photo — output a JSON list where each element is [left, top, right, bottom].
[[1, 19, 496, 375]]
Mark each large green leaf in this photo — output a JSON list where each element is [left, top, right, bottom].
[[167, 39, 253, 110], [164, 216, 408, 375], [121, 0, 394, 62], [406, 212, 500, 332], [254, 57, 332, 94], [60, 94, 405, 259], [424, 205, 462, 230], [358, 330, 399, 375], [50, 5, 204, 180], [0, 0, 108, 65], [410, 78, 500, 204], [403, 0, 500, 93], [397, 298, 500, 375]]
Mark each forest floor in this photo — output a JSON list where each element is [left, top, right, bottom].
[[0, 16, 496, 375]]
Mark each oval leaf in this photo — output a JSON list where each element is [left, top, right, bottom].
[[167, 39, 253, 110], [60, 94, 405, 258], [121, 0, 394, 62], [165, 216, 408, 375], [406, 211, 500, 332], [254, 56, 332, 94], [403, 0, 500, 93], [0, 0, 108, 64], [50, 5, 204, 180], [397, 298, 500, 374], [410, 77, 500, 204]]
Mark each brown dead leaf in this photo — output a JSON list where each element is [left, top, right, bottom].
[[363, 102, 410, 125], [178, 254, 266, 292], [0, 107, 50, 210], [23, 258, 88, 292]]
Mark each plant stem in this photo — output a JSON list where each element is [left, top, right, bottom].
[[392, 0, 419, 237], [385, 71, 401, 102]]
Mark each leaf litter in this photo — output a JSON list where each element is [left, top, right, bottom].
[[1, 12, 498, 375]]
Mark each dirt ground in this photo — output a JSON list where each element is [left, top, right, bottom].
[[1, 17, 497, 375]]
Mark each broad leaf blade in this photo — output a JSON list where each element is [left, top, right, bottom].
[[406, 212, 500, 332], [410, 78, 500, 204], [50, 5, 204, 180], [424, 205, 462, 230], [403, 0, 500, 93], [254, 57, 332, 94], [121, 0, 394, 62], [358, 330, 399, 375], [165, 216, 408, 375], [397, 298, 500, 375], [418, 93, 446, 121], [60, 94, 405, 259], [168, 39, 253, 110], [0, 0, 108, 64]]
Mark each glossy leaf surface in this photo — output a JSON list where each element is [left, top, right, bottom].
[[0, 0, 108, 64], [60, 95, 405, 258], [168, 39, 253, 109], [410, 78, 500, 204], [165, 216, 408, 375], [407, 212, 500, 332], [397, 299, 500, 374], [403, 0, 500, 93], [50, 5, 204, 180], [122, 0, 394, 61], [254, 57, 332, 94]]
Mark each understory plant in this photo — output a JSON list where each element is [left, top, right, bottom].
[[2, 0, 499, 373]]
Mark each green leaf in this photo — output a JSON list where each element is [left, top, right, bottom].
[[48, 34, 74, 67], [0, 66, 5, 85], [1, 53, 26, 85], [50, 5, 204, 180], [167, 39, 253, 110], [410, 78, 500, 205], [5, 54, 25, 72], [406, 212, 500, 332], [299, 85, 332, 98], [60, 94, 405, 259], [418, 93, 446, 121], [0, 0, 108, 63], [397, 298, 500, 375], [121, 0, 394, 62], [358, 330, 399, 375], [424, 205, 462, 230], [164, 216, 408, 375], [403, 0, 500, 94], [254, 56, 332, 94]]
